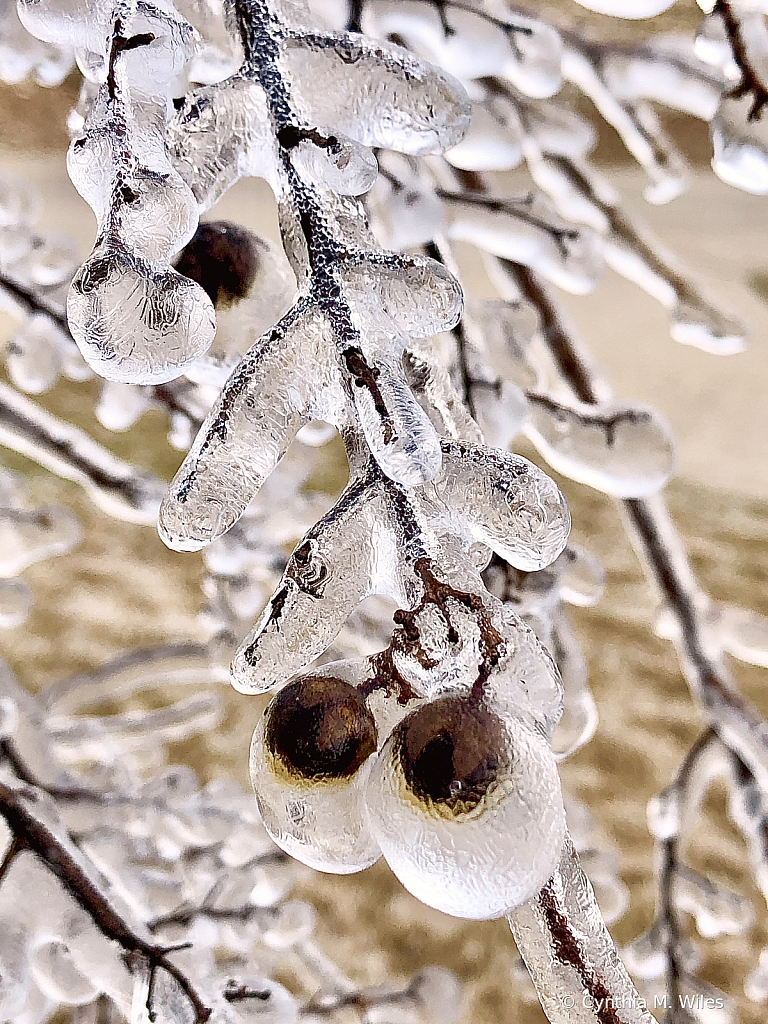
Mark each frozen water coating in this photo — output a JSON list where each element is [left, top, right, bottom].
[[10, 0, 766, 1017], [366, 695, 565, 919], [250, 673, 381, 872], [245, 542, 571, 914], [0, 647, 444, 1024], [18, 0, 218, 385], [228, 442, 569, 695], [159, 244, 464, 549], [524, 393, 676, 499]]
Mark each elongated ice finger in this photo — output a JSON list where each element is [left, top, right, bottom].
[[508, 835, 655, 1024], [343, 251, 463, 349], [7, 313, 64, 394], [563, 46, 688, 204], [159, 308, 321, 551], [287, 33, 471, 154], [550, 612, 598, 760], [525, 393, 675, 498], [444, 192, 604, 295], [351, 357, 442, 487], [231, 483, 389, 694], [433, 439, 570, 571], [0, 382, 164, 524]]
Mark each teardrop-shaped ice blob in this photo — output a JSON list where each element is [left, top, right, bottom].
[[445, 192, 604, 295], [366, 695, 566, 918], [445, 101, 524, 172], [670, 296, 746, 355], [68, 247, 215, 385], [499, 14, 562, 99], [251, 673, 381, 873], [29, 940, 100, 1006], [434, 440, 570, 571], [7, 314, 64, 394], [343, 252, 463, 353], [711, 93, 768, 195], [525, 394, 675, 498], [372, 178, 445, 250], [570, 0, 676, 15], [558, 545, 605, 607], [0, 506, 81, 577], [0, 579, 33, 628], [721, 605, 768, 668]]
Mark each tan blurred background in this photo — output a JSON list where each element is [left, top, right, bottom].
[[1, 4, 768, 1022]]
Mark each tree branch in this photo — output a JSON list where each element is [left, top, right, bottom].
[[0, 780, 212, 1023], [714, 0, 768, 121]]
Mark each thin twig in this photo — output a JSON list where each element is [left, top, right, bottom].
[[714, 0, 768, 121], [0, 780, 211, 1023]]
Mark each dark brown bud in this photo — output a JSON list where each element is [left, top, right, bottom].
[[393, 696, 506, 817], [174, 221, 260, 308], [264, 675, 377, 782]]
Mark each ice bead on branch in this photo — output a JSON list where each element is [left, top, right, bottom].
[[523, 393, 676, 499], [366, 693, 566, 918]]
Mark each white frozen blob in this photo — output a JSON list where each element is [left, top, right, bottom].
[[366, 695, 566, 919], [250, 673, 382, 873]]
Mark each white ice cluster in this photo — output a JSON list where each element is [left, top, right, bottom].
[[0, 652, 464, 1024], [6, 0, 768, 1021]]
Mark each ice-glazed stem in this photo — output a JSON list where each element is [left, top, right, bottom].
[[509, 261, 768, 791], [508, 834, 656, 1024], [0, 381, 165, 524], [0, 779, 212, 1023], [42, 642, 215, 713]]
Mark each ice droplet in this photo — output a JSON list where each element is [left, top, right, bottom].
[[68, 248, 216, 385], [366, 695, 565, 918], [525, 394, 675, 498], [250, 673, 381, 873]]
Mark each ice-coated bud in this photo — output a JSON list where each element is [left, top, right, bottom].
[[366, 695, 565, 918], [251, 674, 381, 873]]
